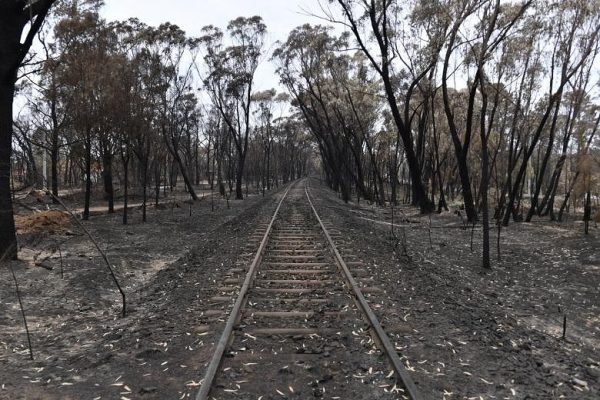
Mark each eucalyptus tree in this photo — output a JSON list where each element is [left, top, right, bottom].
[[0, 0, 57, 258], [537, 65, 598, 219], [326, 51, 383, 202], [139, 22, 200, 201], [95, 50, 129, 213], [167, 89, 201, 199], [53, 8, 117, 219], [22, 31, 73, 202], [333, 52, 386, 204], [274, 25, 354, 201], [275, 24, 385, 203], [252, 88, 277, 194], [270, 114, 313, 183], [438, 0, 532, 227], [556, 108, 600, 222], [132, 49, 161, 221], [201, 106, 221, 192], [30, 2, 105, 200], [107, 19, 143, 224], [200, 16, 267, 200], [492, 23, 543, 222], [108, 19, 163, 222], [328, 0, 445, 212], [12, 115, 39, 187], [501, 0, 600, 226], [451, 0, 531, 266]]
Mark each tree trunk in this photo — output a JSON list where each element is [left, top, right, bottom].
[[194, 137, 200, 186], [456, 153, 478, 221], [102, 153, 114, 213], [122, 156, 129, 225], [540, 154, 567, 219], [142, 158, 148, 223], [266, 141, 271, 190], [63, 155, 70, 187], [154, 161, 161, 206], [207, 138, 214, 190], [384, 81, 431, 212], [584, 190, 591, 235], [50, 129, 59, 203], [82, 133, 92, 221], [526, 100, 560, 221], [216, 152, 224, 196], [0, 13, 21, 259], [173, 149, 198, 201], [235, 164, 244, 200], [0, 0, 56, 258], [0, 79, 17, 259], [235, 152, 245, 200], [480, 86, 490, 269]]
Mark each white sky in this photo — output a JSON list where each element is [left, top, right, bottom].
[[101, 0, 338, 93]]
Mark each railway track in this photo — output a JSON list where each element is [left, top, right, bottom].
[[196, 181, 421, 400]]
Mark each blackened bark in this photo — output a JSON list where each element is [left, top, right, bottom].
[[50, 134, 59, 202], [266, 141, 271, 190], [50, 78, 60, 202], [557, 115, 599, 221], [173, 150, 198, 201], [441, 24, 478, 223], [82, 133, 92, 221], [102, 153, 114, 213], [480, 81, 491, 269], [122, 156, 129, 225], [584, 190, 591, 235], [235, 152, 245, 200], [0, 0, 56, 259], [165, 134, 199, 200], [337, 0, 432, 213], [194, 137, 200, 186], [382, 78, 431, 212], [0, 80, 17, 258], [525, 100, 560, 221], [142, 160, 148, 223]]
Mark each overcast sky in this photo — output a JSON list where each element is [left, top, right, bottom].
[[101, 0, 339, 92]]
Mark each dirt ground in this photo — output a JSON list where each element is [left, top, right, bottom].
[[1, 187, 281, 400], [1, 180, 598, 399], [307, 179, 599, 400]]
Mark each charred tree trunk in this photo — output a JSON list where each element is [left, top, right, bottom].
[[584, 190, 591, 235], [82, 131, 92, 221], [154, 161, 161, 206], [526, 100, 560, 221], [337, 0, 432, 213], [266, 140, 272, 191], [164, 130, 199, 201], [0, 77, 17, 258], [102, 153, 114, 213], [0, 0, 55, 259], [142, 160, 148, 222], [217, 152, 225, 196], [480, 81, 491, 269], [122, 155, 129, 225], [235, 156, 245, 200], [50, 132, 59, 202], [12, 126, 37, 187], [194, 136, 200, 186], [173, 149, 198, 201]]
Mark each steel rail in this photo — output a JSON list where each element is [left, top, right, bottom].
[[305, 184, 423, 400], [195, 183, 294, 400]]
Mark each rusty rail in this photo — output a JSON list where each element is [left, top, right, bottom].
[[305, 184, 422, 400], [195, 183, 293, 400]]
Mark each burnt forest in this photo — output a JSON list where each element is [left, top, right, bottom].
[[0, 1, 599, 399]]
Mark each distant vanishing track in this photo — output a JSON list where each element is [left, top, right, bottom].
[[196, 180, 422, 400]]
